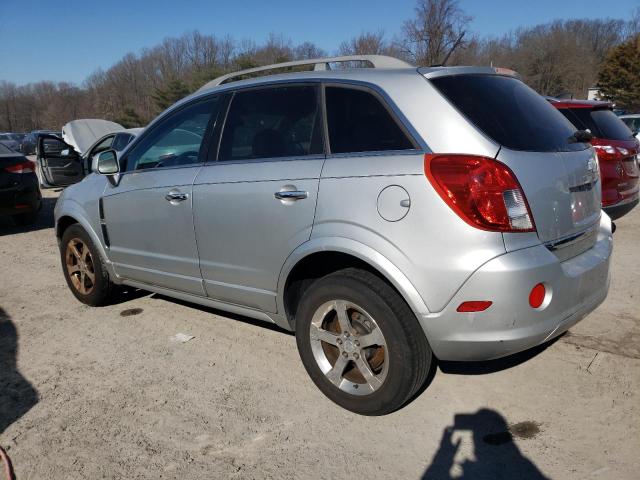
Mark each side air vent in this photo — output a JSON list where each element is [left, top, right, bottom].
[[99, 197, 110, 248]]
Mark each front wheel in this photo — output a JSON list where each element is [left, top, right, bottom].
[[60, 224, 114, 306], [295, 268, 433, 415]]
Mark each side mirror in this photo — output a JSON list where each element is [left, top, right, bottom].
[[97, 150, 119, 175]]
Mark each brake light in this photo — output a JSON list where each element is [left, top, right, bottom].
[[593, 144, 627, 162], [5, 161, 34, 174], [424, 154, 535, 232]]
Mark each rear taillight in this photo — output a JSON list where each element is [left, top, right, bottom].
[[592, 144, 627, 162], [424, 154, 535, 233], [5, 161, 34, 174]]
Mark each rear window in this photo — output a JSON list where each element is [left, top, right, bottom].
[[0, 143, 12, 154], [561, 108, 634, 141], [431, 75, 584, 152]]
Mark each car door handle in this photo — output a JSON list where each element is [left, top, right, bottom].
[[165, 192, 189, 202], [274, 190, 308, 201]]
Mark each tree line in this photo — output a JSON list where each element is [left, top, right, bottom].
[[1, 0, 638, 132]]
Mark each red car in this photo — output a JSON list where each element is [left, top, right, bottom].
[[548, 98, 639, 219]]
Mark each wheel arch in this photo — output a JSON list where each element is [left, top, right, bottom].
[[55, 207, 117, 281], [277, 238, 430, 330]]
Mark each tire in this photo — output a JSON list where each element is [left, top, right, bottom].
[[295, 268, 433, 415], [12, 210, 38, 226], [60, 224, 114, 306]]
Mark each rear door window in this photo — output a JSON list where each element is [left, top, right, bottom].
[[325, 86, 415, 154], [431, 75, 584, 152], [218, 85, 322, 161]]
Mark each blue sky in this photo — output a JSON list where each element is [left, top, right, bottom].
[[0, 0, 638, 85]]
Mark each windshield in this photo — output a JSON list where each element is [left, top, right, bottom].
[[430, 74, 585, 152]]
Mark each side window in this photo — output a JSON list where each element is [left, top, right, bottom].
[[218, 85, 322, 161], [125, 98, 218, 172], [325, 86, 414, 154], [111, 133, 133, 152], [90, 135, 115, 157]]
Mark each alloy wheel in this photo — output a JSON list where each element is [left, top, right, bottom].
[[309, 300, 388, 396], [65, 238, 96, 295]]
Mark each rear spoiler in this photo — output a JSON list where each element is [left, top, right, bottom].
[[419, 66, 521, 80]]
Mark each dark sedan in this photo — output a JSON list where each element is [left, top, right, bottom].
[[0, 143, 41, 225]]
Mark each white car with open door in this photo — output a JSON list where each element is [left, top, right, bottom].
[[37, 119, 142, 188]]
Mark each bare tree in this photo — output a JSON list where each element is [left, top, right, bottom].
[[339, 31, 388, 55], [400, 0, 472, 66]]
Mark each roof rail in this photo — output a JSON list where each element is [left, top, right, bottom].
[[197, 55, 413, 91]]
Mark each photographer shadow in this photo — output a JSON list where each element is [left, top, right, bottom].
[[422, 409, 549, 480], [0, 307, 38, 435]]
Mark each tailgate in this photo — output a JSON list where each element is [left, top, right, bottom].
[[497, 147, 601, 244]]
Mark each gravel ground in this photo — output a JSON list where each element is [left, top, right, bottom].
[[0, 187, 638, 479]]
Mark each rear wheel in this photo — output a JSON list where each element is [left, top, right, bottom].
[[295, 268, 433, 415], [60, 224, 114, 306]]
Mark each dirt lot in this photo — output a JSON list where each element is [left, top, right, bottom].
[[1, 186, 639, 479]]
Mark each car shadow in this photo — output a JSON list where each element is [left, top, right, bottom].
[[149, 293, 294, 335], [422, 408, 550, 479], [438, 336, 561, 375], [0, 195, 57, 235], [0, 307, 38, 436]]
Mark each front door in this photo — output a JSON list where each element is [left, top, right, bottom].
[[102, 96, 220, 295], [193, 84, 324, 312], [37, 134, 85, 187]]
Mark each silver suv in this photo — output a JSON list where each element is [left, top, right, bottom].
[[54, 56, 612, 415]]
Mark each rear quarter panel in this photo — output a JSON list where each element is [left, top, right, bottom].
[[313, 152, 506, 313]]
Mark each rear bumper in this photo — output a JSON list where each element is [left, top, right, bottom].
[[603, 197, 638, 220], [418, 215, 612, 361], [0, 174, 41, 216]]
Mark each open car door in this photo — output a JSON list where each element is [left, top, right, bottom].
[[36, 119, 125, 188], [36, 134, 85, 188]]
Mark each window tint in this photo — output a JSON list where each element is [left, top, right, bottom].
[[0, 143, 11, 154], [431, 75, 584, 152], [325, 87, 414, 154], [219, 86, 321, 161], [578, 109, 633, 141], [91, 136, 114, 156], [112, 133, 134, 152], [125, 98, 218, 171], [557, 108, 594, 135]]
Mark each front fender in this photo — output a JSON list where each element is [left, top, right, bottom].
[[55, 193, 119, 282], [276, 237, 431, 321]]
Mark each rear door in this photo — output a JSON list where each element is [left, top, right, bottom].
[[430, 74, 601, 245], [36, 134, 85, 187], [192, 84, 324, 312]]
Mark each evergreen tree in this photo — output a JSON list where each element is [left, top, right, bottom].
[[152, 79, 190, 111], [598, 35, 640, 111]]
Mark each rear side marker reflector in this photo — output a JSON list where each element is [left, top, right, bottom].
[[457, 301, 493, 312], [424, 154, 536, 233], [529, 283, 546, 309]]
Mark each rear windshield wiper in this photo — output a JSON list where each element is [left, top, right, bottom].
[[568, 130, 593, 143]]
